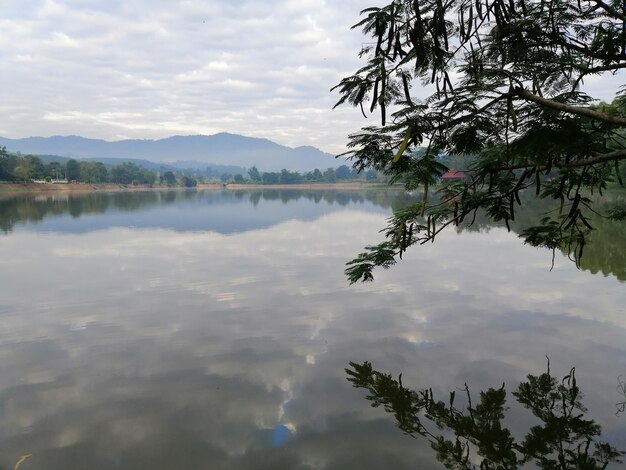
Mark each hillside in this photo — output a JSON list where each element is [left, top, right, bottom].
[[0, 133, 344, 172]]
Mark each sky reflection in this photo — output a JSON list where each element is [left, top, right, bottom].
[[0, 192, 624, 469]]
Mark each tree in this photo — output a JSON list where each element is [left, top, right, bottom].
[[23, 155, 45, 180], [182, 175, 197, 187], [45, 161, 63, 180], [333, 0, 626, 283], [0, 147, 16, 181], [312, 168, 323, 181], [65, 159, 81, 181], [279, 168, 303, 184], [262, 172, 280, 184], [12, 164, 31, 183], [336, 164, 354, 180], [347, 361, 624, 469], [79, 161, 108, 183], [161, 171, 176, 185], [142, 169, 157, 186], [323, 167, 337, 182], [109, 162, 154, 185], [248, 165, 261, 182]]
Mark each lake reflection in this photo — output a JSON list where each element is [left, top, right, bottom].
[[0, 189, 624, 469], [0, 189, 396, 235]]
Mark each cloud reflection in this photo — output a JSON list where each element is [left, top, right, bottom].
[[0, 203, 624, 468]]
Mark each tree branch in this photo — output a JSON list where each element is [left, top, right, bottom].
[[515, 88, 626, 125], [491, 149, 626, 172], [591, 0, 626, 21], [577, 62, 626, 76], [587, 148, 626, 165]]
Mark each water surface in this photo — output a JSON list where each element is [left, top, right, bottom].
[[0, 189, 624, 469]]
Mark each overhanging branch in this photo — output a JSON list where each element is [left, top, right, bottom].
[[516, 88, 626, 126], [591, 0, 626, 21]]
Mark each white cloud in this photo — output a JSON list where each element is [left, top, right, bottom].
[[0, 0, 383, 152], [0, 0, 623, 154]]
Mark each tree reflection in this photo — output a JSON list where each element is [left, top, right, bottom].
[[346, 361, 624, 469], [1, 188, 623, 281], [0, 189, 391, 233], [618, 377, 626, 415]]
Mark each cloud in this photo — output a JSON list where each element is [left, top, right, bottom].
[[0, 0, 380, 152], [0, 0, 623, 152], [0, 196, 624, 466]]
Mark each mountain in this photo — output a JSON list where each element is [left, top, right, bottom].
[[0, 133, 345, 172]]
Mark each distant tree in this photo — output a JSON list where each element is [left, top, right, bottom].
[[142, 169, 157, 186], [323, 168, 337, 183], [161, 171, 176, 185], [334, 0, 626, 282], [248, 166, 261, 182], [65, 159, 80, 181], [79, 161, 109, 183], [0, 147, 13, 181], [262, 172, 280, 184], [23, 155, 45, 180], [347, 361, 624, 469], [12, 164, 31, 183], [45, 161, 64, 180], [110, 162, 148, 184], [336, 164, 353, 180], [279, 169, 303, 184], [311, 168, 323, 181], [182, 175, 197, 187], [233, 174, 246, 184]]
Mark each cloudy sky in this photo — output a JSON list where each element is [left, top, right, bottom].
[[0, 0, 383, 154], [0, 0, 623, 154]]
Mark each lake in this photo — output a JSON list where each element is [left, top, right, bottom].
[[0, 189, 624, 469]]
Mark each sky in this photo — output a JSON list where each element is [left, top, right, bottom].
[[0, 0, 623, 154], [0, 0, 381, 154]]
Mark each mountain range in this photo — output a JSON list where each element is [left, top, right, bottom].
[[0, 133, 345, 172]]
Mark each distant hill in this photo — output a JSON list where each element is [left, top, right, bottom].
[[0, 133, 344, 172]]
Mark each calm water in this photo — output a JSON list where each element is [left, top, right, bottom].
[[0, 189, 624, 469]]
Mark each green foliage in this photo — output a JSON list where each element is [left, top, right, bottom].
[[334, 0, 626, 282], [280, 168, 304, 184], [79, 161, 108, 183], [346, 361, 624, 469], [0, 150, 201, 186], [0, 147, 18, 181], [254, 166, 364, 184], [323, 167, 337, 183], [182, 175, 197, 187], [248, 165, 261, 182], [109, 162, 155, 185], [161, 171, 176, 185], [65, 159, 80, 181]]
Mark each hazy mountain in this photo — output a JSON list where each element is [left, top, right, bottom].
[[0, 133, 344, 172]]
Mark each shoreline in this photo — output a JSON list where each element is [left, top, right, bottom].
[[0, 181, 383, 194]]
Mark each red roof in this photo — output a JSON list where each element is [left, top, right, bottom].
[[441, 170, 466, 179]]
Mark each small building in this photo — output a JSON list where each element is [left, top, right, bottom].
[[440, 170, 466, 180]]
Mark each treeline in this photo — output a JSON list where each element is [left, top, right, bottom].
[[0, 148, 197, 186], [233, 165, 380, 184], [0, 146, 383, 187]]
